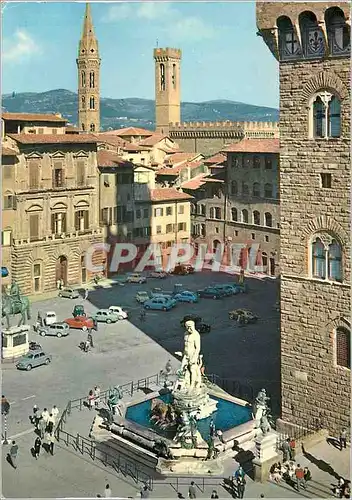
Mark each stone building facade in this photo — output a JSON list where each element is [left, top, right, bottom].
[[2, 131, 103, 294], [257, 2, 350, 432], [77, 3, 101, 133]]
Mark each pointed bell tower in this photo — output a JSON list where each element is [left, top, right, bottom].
[[77, 3, 101, 133]]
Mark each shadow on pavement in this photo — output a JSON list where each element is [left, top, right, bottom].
[[301, 443, 341, 481]]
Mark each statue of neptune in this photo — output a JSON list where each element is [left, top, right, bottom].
[[180, 320, 202, 390]]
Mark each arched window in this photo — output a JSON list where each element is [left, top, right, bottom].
[[264, 212, 273, 227], [81, 123, 85, 131], [89, 97, 95, 110], [264, 183, 273, 198], [90, 123, 95, 132], [231, 181, 238, 195], [299, 11, 325, 58], [310, 91, 341, 139], [253, 211, 260, 225], [172, 63, 176, 89], [160, 63, 165, 91], [209, 207, 215, 219], [336, 327, 351, 369], [312, 237, 326, 279], [89, 71, 95, 88], [262, 251, 268, 267], [242, 183, 249, 195], [200, 204, 206, 216], [231, 208, 237, 222], [241, 209, 248, 223], [253, 182, 260, 197], [253, 156, 260, 168], [328, 239, 342, 282], [325, 7, 351, 56], [81, 71, 86, 87], [277, 15, 301, 60], [81, 96, 86, 108]]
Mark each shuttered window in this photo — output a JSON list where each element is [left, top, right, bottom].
[[29, 162, 39, 189], [336, 327, 351, 369], [51, 213, 67, 235], [29, 213, 39, 241], [75, 210, 89, 231], [76, 161, 85, 187]]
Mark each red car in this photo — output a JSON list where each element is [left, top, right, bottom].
[[64, 315, 94, 331]]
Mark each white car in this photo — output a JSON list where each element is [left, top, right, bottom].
[[44, 311, 57, 325], [126, 273, 147, 284], [149, 271, 167, 279], [108, 306, 128, 320]]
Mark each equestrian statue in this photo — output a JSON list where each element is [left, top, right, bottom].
[[2, 280, 31, 329]]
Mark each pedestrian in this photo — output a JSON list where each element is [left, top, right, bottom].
[[140, 485, 150, 498], [31, 404, 39, 427], [289, 437, 296, 461], [88, 390, 95, 410], [34, 436, 41, 459], [281, 438, 290, 462], [93, 317, 98, 331], [84, 288, 89, 300], [9, 440, 18, 469], [38, 416, 46, 439], [60, 278, 64, 289], [235, 465, 245, 481], [210, 491, 219, 499], [104, 483, 112, 498], [56, 279, 61, 290], [51, 405, 59, 424], [48, 433, 55, 455], [216, 429, 224, 444], [209, 419, 216, 438], [188, 481, 197, 499], [46, 416, 54, 434], [339, 428, 347, 450], [304, 466, 311, 482], [41, 408, 49, 423], [295, 464, 305, 491], [237, 476, 246, 499], [87, 331, 94, 348], [94, 386, 101, 407]]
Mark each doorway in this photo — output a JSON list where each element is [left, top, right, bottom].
[[81, 255, 87, 284], [269, 257, 275, 276], [56, 255, 68, 285]]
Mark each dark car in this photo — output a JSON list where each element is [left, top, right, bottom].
[[73, 305, 86, 318], [197, 287, 226, 299], [172, 264, 194, 275]]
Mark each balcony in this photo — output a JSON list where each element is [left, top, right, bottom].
[[12, 228, 102, 246]]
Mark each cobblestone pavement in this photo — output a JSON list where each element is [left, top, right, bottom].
[[2, 270, 281, 497]]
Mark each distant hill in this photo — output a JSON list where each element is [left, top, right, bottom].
[[2, 89, 279, 131]]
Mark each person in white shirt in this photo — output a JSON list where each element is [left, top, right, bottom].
[[41, 408, 49, 422], [51, 405, 59, 423]]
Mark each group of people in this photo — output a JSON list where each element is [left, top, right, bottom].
[[88, 386, 101, 410], [231, 465, 247, 499], [269, 461, 311, 491], [333, 477, 350, 498], [31, 404, 60, 458]]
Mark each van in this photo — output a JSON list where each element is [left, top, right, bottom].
[[59, 287, 80, 299]]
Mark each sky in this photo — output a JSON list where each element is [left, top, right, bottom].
[[2, 1, 279, 107]]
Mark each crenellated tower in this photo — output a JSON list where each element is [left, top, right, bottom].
[[77, 3, 101, 133], [257, 3, 350, 434], [154, 47, 181, 135]]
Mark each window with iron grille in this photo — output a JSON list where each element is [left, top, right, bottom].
[[53, 168, 64, 188], [75, 210, 89, 231], [29, 162, 40, 190], [51, 213, 67, 235], [336, 327, 351, 369], [4, 195, 16, 210]]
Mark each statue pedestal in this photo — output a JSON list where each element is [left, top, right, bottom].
[[2, 325, 30, 360], [172, 383, 217, 420], [252, 431, 280, 483]]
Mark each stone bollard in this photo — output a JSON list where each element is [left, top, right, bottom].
[[252, 431, 281, 483]]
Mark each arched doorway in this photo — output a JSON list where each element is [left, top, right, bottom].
[[81, 255, 87, 284], [213, 239, 221, 253], [269, 257, 275, 276], [56, 255, 68, 285]]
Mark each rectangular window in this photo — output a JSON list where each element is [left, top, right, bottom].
[[53, 168, 64, 188], [2, 230, 12, 246], [166, 224, 173, 233], [154, 208, 163, 217], [265, 157, 272, 169], [3, 195, 16, 210], [3, 165, 12, 179], [156, 225, 162, 234], [38, 128, 44, 134], [136, 209, 141, 219], [320, 173, 332, 188], [251, 233, 255, 240], [33, 263, 41, 292], [253, 156, 260, 168], [234, 230, 238, 236], [336, 328, 351, 369], [166, 206, 173, 216], [51, 213, 67, 235], [103, 175, 110, 187], [265, 235, 269, 242], [52, 129, 57, 135], [143, 208, 149, 218], [178, 205, 184, 214], [101, 208, 109, 225], [29, 213, 39, 241], [178, 222, 186, 231], [75, 210, 89, 231], [29, 162, 39, 190], [76, 161, 85, 187]]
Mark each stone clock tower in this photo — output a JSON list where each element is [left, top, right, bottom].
[[77, 3, 101, 133]]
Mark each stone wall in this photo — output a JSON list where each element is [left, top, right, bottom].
[[279, 57, 350, 433]]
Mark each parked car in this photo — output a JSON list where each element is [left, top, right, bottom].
[[37, 322, 70, 338], [174, 291, 199, 303], [213, 284, 239, 296], [92, 309, 119, 323], [144, 296, 177, 311], [16, 349, 52, 371], [126, 273, 147, 284], [180, 314, 202, 327], [135, 291, 151, 304], [1, 266, 9, 278], [58, 287, 80, 299], [228, 309, 258, 324], [229, 282, 248, 293], [73, 305, 86, 317], [149, 270, 167, 279], [64, 315, 94, 331], [172, 264, 195, 275], [108, 306, 128, 320], [197, 287, 226, 299], [43, 311, 57, 325]]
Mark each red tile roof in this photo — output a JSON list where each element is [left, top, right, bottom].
[[65, 125, 80, 133], [121, 142, 150, 152], [150, 188, 193, 202], [2, 147, 18, 156], [181, 174, 208, 190], [97, 150, 133, 168], [100, 127, 153, 137], [94, 134, 126, 147], [138, 133, 167, 146], [223, 138, 279, 153], [8, 134, 98, 144], [204, 153, 226, 164], [165, 152, 201, 165], [2, 112, 67, 123], [157, 160, 203, 176]]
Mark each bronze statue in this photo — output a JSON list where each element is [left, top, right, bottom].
[[2, 281, 31, 328]]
